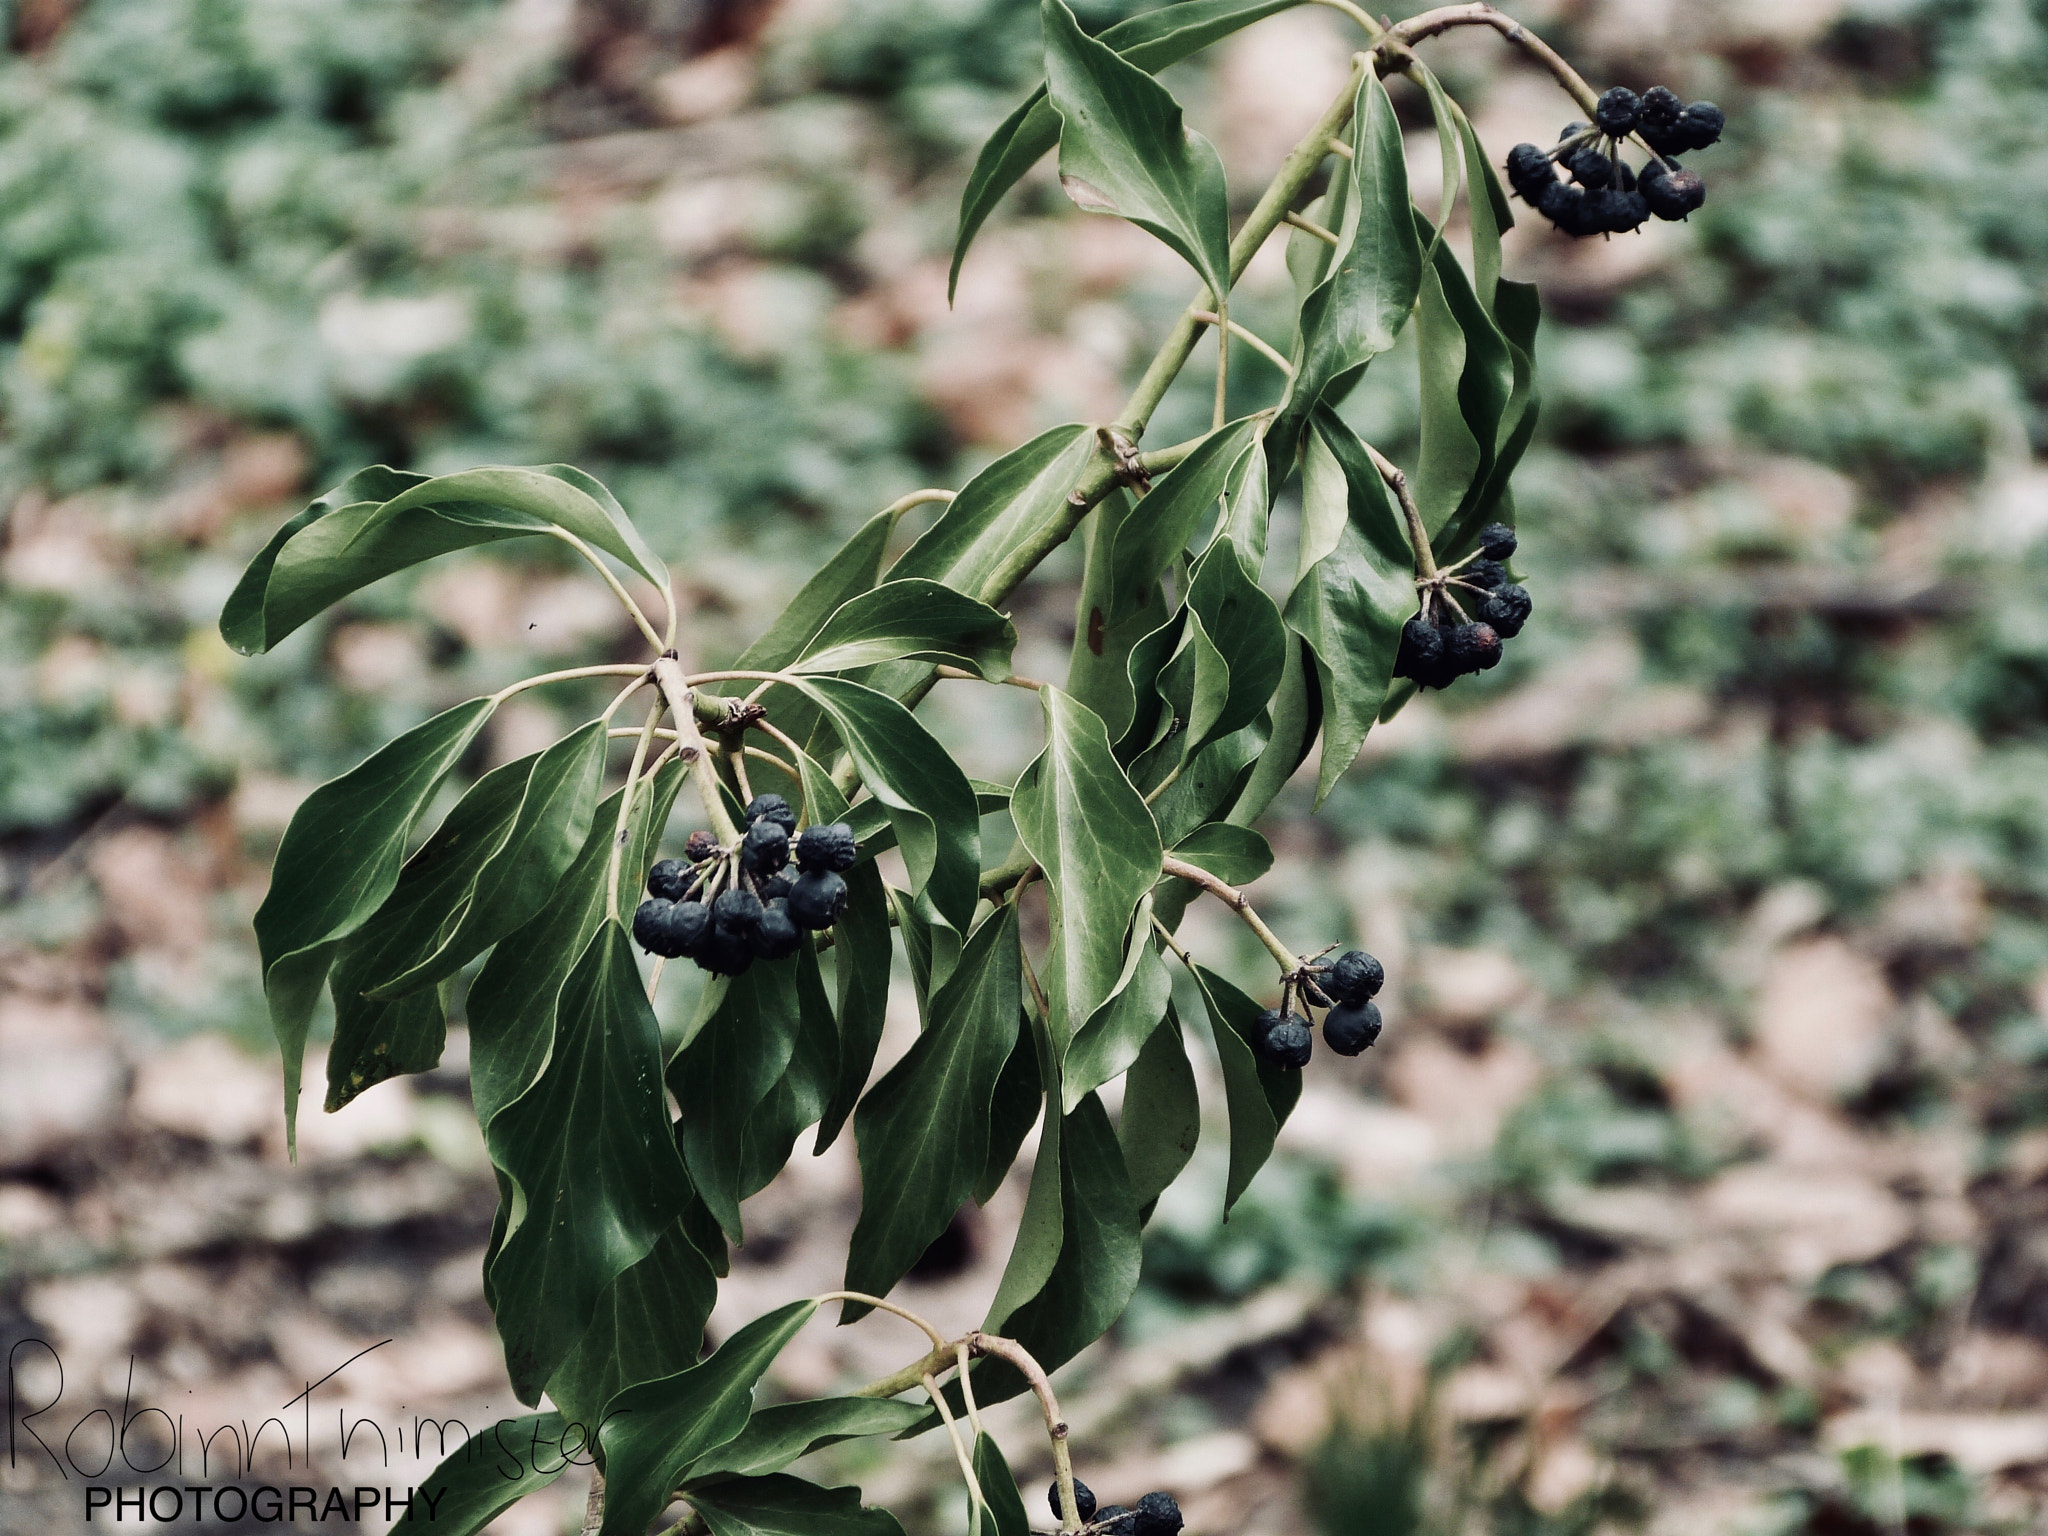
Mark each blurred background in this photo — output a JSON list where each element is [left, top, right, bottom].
[[5, 0, 2048, 1532]]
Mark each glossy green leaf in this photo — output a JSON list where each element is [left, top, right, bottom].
[[1411, 208, 1515, 541], [672, 958, 805, 1244], [1041, 0, 1230, 299], [1065, 488, 1167, 736], [1287, 412, 1416, 805], [687, 1399, 929, 1485], [1408, 58, 1467, 258], [1182, 541, 1287, 753], [1224, 635, 1320, 830], [1108, 416, 1262, 618], [1012, 687, 1162, 1051], [1214, 426, 1271, 575], [973, 1434, 1032, 1536], [253, 696, 496, 1147], [1151, 604, 1231, 772], [221, 465, 664, 655], [687, 1474, 907, 1536], [1118, 1010, 1201, 1211], [792, 578, 1017, 680], [737, 942, 840, 1197], [732, 509, 895, 674], [488, 923, 693, 1403], [1193, 963, 1300, 1214], [548, 1214, 718, 1429], [324, 752, 534, 1113], [892, 423, 1097, 604], [1063, 894, 1172, 1111], [1169, 822, 1273, 886], [1144, 720, 1265, 848], [1436, 275, 1540, 564], [1454, 98, 1514, 309], [367, 721, 606, 997], [218, 466, 421, 653], [977, 1015, 1042, 1205], [886, 884, 962, 1026], [598, 1300, 820, 1536], [406, 1413, 573, 1536], [949, 0, 1304, 299], [844, 904, 1022, 1313]]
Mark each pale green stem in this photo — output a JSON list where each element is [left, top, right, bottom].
[[923, 1372, 988, 1528], [652, 654, 743, 845], [605, 700, 665, 923], [1212, 294, 1230, 431], [933, 664, 1046, 691], [1284, 209, 1341, 246], [882, 487, 957, 523], [956, 1340, 984, 1440], [1191, 311, 1294, 379], [1363, 439, 1435, 578], [491, 663, 650, 704], [1160, 854, 1299, 972], [1387, 3, 1600, 116], [810, 1290, 949, 1347], [1312, 0, 1387, 38], [544, 525, 668, 653]]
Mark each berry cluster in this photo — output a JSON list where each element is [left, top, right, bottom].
[[1393, 522, 1531, 692], [1507, 85, 1722, 238], [1049, 1480, 1181, 1536], [1250, 948, 1384, 1072], [631, 795, 858, 975]]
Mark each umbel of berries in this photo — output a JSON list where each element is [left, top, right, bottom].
[[1505, 84, 1723, 238], [1395, 522, 1531, 693]]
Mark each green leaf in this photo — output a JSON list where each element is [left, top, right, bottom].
[[1408, 58, 1467, 259], [1193, 963, 1300, 1214], [367, 721, 607, 998], [737, 942, 841, 1196], [773, 676, 981, 930], [1453, 97, 1513, 309], [218, 466, 422, 654], [1224, 635, 1320, 830], [672, 958, 806, 1244], [1108, 417, 1262, 621], [686, 1474, 907, 1536], [1411, 208, 1515, 541], [1118, 1010, 1201, 1211], [1063, 895, 1172, 1111], [792, 578, 1017, 680], [488, 923, 693, 1404], [253, 696, 496, 1147], [548, 1213, 718, 1429], [886, 884, 962, 1025], [972, 1434, 1032, 1536], [1169, 822, 1273, 886], [1214, 426, 1271, 575], [687, 1399, 929, 1485], [1181, 541, 1287, 754], [1065, 488, 1167, 737], [1041, 0, 1230, 299], [732, 509, 895, 674], [977, 1014, 1042, 1205], [844, 905, 1022, 1313], [221, 465, 664, 655], [949, 0, 1304, 299], [1287, 412, 1416, 805], [1150, 605, 1231, 774], [985, 1001, 1066, 1331], [324, 752, 535, 1113], [1145, 721, 1265, 848], [892, 424, 1097, 605], [406, 1413, 574, 1536], [1011, 688, 1162, 1051], [1436, 275, 1540, 565], [598, 1300, 820, 1536]]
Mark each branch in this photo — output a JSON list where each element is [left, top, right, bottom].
[[604, 700, 665, 923], [1362, 440, 1434, 578], [1385, 3, 1599, 116], [544, 525, 669, 654], [968, 1333, 1079, 1532], [652, 653, 743, 844], [1191, 311, 1295, 379], [934, 664, 1046, 691], [1158, 855, 1299, 972]]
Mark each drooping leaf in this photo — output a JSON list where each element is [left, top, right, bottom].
[[1224, 635, 1320, 830], [976, 1015, 1042, 1205], [1107, 416, 1263, 619], [1169, 822, 1273, 886], [792, 579, 1017, 680], [367, 720, 607, 997], [1065, 488, 1167, 736], [1063, 894, 1173, 1110], [1214, 426, 1271, 576], [731, 509, 895, 674], [972, 1434, 1032, 1536], [672, 957, 805, 1244], [406, 1413, 574, 1536], [737, 942, 840, 1196], [222, 465, 664, 655], [1411, 208, 1515, 541], [1287, 412, 1416, 805], [488, 923, 693, 1404], [253, 696, 496, 1146], [1181, 540, 1288, 753], [1192, 963, 1301, 1214], [891, 424, 1098, 605], [984, 998, 1065, 1330], [1148, 604, 1231, 777], [1436, 276, 1540, 565], [218, 466, 422, 654], [686, 1474, 907, 1536], [548, 1212, 719, 1430], [598, 1300, 820, 1536], [686, 1399, 929, 1485], [1041, 0, 1231, 299], [324, 752, 535, 1113], [1118, 1010, 1201, 1212], [1453, 96, 1514, 309], [843, 904, 1022, 1313], [886, 884, 962, 1026], [949, 0, 1305, 299], [1011, 688, 1162, 1051], [1407, 58, 1468, 258]]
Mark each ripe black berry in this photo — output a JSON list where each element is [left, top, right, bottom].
[[1565, 145, 1613, 189], [1678, 101, 1724, 150], [1134, 1491, 1185, 1536], [795, 821, 859, 874], [634, 898, 679, 956], [1538, 179, 1599, 237], [647, 858, 691, 901], [684, 829, 720, 863], [1323, 1001, 1383, 1056], [695, 927, 754, 976], [1047, 1480, 1097, 1523], [1594, 85, 1640, 137], [1254, 1012, 1313, 1070], [1465, 558, 1507, 591], [1478, 583, 1533, 639], [1505, 143, 1552, 201], [1587, 185, 1646, 234], [1095, 1507, 1136, 1534], [1640, 162, 1705, 220], [1325, 950, 1384, 1002], [1394, 616, 1443, 681], [757, 872, 792, 901], [755, 899, 802, 960], [1638, 86, 1683, 137], [1478, 522, 1517, 561], [1445, 622, 1503, 674], [743, 793, 796, 835], [741, 818, 790, 875], [712, 887, 763, 939], [1558, 120, 1588, 142], [787, 869, 848, 930]]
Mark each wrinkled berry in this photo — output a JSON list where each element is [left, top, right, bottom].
[[1134, 1491, 1185, 1536], [1446, 622, 1503, 674], [1094, 1507, 1136, 1534], [757, 872, 792, 901], [1323, 1001, 1384, 1056], [755, 899, 802, 960], [1479, 522, 1518, 561], [795, 821, 859, 873], [1641, 162, 1705, 220], [1465, 558, 1507, 591], [1589, 185, 1647, 234], [1394, 615, 1444, 682], [712, 887, 763, 939], [1325, 950, 1384, 1002], [1478, 583, 1533, 639], [1558, 120, 1588, 142], [1538, 179, 1597, 237], [1595, 86, 1640, 137], [788, 869, 848, 930], [684, 829, 720, 863], [1047, 1480, 1098, 1523], [647, 858, 691, 901], [695, 926, 754, 977], [743, 793, 796, 834], [1505, 142, 1553, 200], [1638, 86, 1684, 137], [741, 818, 790, 875], [1678, 101, 1724, 150], [1565, 145, 1613, 189], [634, 898, 679, 956], [1254, 1012, 1313, 1070]]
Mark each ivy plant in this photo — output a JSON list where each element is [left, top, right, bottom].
[[223, 5, 1724, 1533]]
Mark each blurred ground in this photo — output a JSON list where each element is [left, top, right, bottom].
[[7, 1, 2048, 1533]]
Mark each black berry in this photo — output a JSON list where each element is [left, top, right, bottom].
[[1095, 1507, 1136, 1534], [684, 829, 720, 863], [795, 821, 859, 874], [1325, 950, 1384, 1002], [634, 898, 679, 956], [1638, 86, 1683, 138], [1254, 1012, 1313, 1070], [1505, 142, 1552, 201], [787, 869, 848, 930], [743, 793, 796, 835], [755, 899, 802, 960], [757, 872, 792, 901], [1641, 163, 1705, 220], [1565, 145, 1613, 189], [1393, 615, 1444, 681], [634, 898, 708, 960], [1594, 85, 1640, 137], [1478, 522, 1517, 561], [1588, 185, 1647, 234], [1047, 1480, 1097, 1523], [1323, 1001, 1383, 1056], [695, 926, 754, 976], [1538, 179, 1597, 237], [1478, 584, 1533, 639], [1558, 120, 1588, 142], [1465, 558, 1507, 591], [647, 859, 691, 901], [1446, 622, 1503, 674], [741, 818, 790, 875], [712, 887, 763, 939], [1134, 1491, 1184, 1536], [1678, 101, 1724, 151], [1299, 973, 1332, 1009]]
